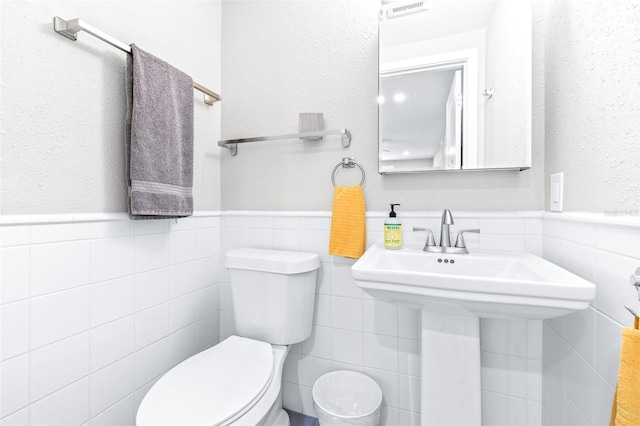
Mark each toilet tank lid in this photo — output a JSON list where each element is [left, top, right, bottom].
[[226, 248, 321, 274]]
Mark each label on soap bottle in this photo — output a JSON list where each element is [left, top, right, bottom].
[[384, 223, 402, 249]]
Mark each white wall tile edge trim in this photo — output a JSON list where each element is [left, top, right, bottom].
[[542, 211, 640, 228], [221, 210, 544, 219], [3, 210, 638, 228], [0, 211, 222, 226], [0, 210, 542, 226]]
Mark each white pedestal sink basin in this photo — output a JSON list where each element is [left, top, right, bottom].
[[352, 244, 595, 320], [351, 245, 595, 425]]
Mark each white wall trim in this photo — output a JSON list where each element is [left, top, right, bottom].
[[0, 211, 222, 226], [542, 211, 640, 228], [7, 210, 640, 228], [221, 210, 543, 219]]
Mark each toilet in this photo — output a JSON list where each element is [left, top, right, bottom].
[[136, 248, 321, 426]]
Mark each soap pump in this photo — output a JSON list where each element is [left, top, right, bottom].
[[384, 204, 402, 250]]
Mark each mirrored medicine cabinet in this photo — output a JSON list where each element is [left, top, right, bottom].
[[378, 0, 532, 174]]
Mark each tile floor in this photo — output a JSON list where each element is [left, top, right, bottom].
[[285, 409, 319, 426]]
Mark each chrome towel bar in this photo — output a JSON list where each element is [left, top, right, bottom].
[[218, 114, 351, 156], [53, 17, 220, 106], [219, 129, 351, 156]]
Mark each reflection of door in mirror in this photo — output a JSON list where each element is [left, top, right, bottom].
[[378, 0, 532, 173], [445, 69, 462, 170], [379, 51, 478, 173]]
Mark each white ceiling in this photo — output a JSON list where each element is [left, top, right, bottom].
[[380, 0, 496, 47]]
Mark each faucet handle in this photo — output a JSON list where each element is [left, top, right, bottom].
[[413, 227, 436, 249], [454, 229, 480, 249]]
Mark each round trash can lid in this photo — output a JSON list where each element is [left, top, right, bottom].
[[312, 370, 383, 419]]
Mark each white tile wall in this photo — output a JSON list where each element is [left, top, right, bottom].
[[220, 211, 545, 426], [541, 214, 640, 426], [9, 210, 623, 426], [0, 214, 221, 425]]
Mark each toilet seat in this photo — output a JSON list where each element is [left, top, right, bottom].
[[136, 336, 274, 426]]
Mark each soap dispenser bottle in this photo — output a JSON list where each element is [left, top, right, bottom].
[[384, 204, 402, 250]]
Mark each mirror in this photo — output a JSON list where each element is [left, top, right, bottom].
[[379, 0, 532, 173]]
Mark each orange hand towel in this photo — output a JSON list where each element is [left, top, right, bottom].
[[329, 185, 366, 259], [610, 323, 640, 426]]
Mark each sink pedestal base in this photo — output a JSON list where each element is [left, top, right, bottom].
[[421, 310, 481, 425]]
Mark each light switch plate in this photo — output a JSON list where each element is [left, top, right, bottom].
[[550, 172, 564, 212]]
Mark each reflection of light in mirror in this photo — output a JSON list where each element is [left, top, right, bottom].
[[377, 95, 386, 104], [393, 93, 406, 102], [379, 0, 532, 173]]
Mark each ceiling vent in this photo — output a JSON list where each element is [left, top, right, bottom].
[[386, 1, 427, 19]]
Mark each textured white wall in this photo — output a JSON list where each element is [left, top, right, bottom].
[[0, 1, 222, 214], [220, 0, 546, 212], [540, 1, 640, 424], [544, 0, 640, 212]]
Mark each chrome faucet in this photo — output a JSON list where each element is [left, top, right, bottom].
[[439, 209, 454, 248], [413, 209, 480, 254]]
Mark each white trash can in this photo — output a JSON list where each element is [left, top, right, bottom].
[[312, 370, 383, 426]]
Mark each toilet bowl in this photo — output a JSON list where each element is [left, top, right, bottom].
[[136, 248, 320, 426], [136, 336, 289, 425]]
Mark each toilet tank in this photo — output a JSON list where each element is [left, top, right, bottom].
[[225, 248, 321, 345]]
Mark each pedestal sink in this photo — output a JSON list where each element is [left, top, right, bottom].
[[351, 245, 595, 425]]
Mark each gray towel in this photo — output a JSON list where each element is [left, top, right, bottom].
[[125, 44, 194, 219]]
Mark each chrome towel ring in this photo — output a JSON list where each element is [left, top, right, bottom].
[[331, 157, 365, 187]]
